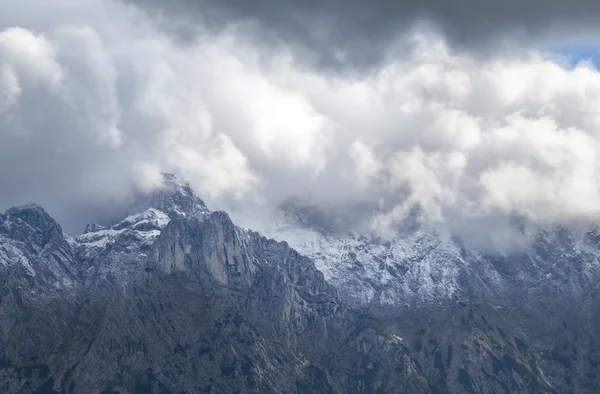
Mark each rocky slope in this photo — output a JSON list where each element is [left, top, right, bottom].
[[0, 175, 432, 394], [267, 209, 600, 393]]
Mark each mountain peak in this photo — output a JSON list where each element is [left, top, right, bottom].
[[161, 172, 188, 190], [78, 174, 208, 249], [1, 203, 64, 248], [131, 173, 209, 219]]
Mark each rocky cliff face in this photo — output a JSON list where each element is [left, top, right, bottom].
[[0, 175, 432, 393], [269, 210, 600, 393]]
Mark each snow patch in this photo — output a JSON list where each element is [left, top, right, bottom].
[[0, 239, 36, 276]]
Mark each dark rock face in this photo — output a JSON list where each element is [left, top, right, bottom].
[[0, 176, 431, 393], [380, 229, 600, 394], [2, 204, 64, 248]]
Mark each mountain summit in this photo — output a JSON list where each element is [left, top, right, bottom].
[[131, 173, 209, 219]]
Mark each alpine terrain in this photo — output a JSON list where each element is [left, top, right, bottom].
[[0, 174, 430, 393], [1, 174, 599, 393], [267, 207, 600, 393]]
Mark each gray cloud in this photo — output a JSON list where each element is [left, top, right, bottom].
[[3, 0, 600, 245], [122, 0, 600, 69]]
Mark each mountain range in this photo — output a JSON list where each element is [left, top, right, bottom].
[[1, 174, 599, 393]]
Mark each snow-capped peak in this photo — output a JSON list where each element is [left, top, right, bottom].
[[130, 173, 209, 219], [114, 208, 171, 231], [76, 208, 171, 250], [74, 174, 211, 259]]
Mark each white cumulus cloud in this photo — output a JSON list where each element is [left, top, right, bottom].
[[2, 0, 600, 241]]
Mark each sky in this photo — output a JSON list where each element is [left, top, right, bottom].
[[3, 0, 600, 242], [552, 44, 600, 69]]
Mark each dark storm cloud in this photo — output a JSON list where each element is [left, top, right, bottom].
[[123, 0, 600, 69]]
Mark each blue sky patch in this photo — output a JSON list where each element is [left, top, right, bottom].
[[545, 42, 600, 69]]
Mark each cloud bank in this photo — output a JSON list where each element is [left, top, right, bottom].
[[2, 0, 600, 241], [124, 0, 600, 70]]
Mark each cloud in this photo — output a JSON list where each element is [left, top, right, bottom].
[[123, 0, 600, 70], [2, 0, 600, 243], [0, 1, 259, 231]]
